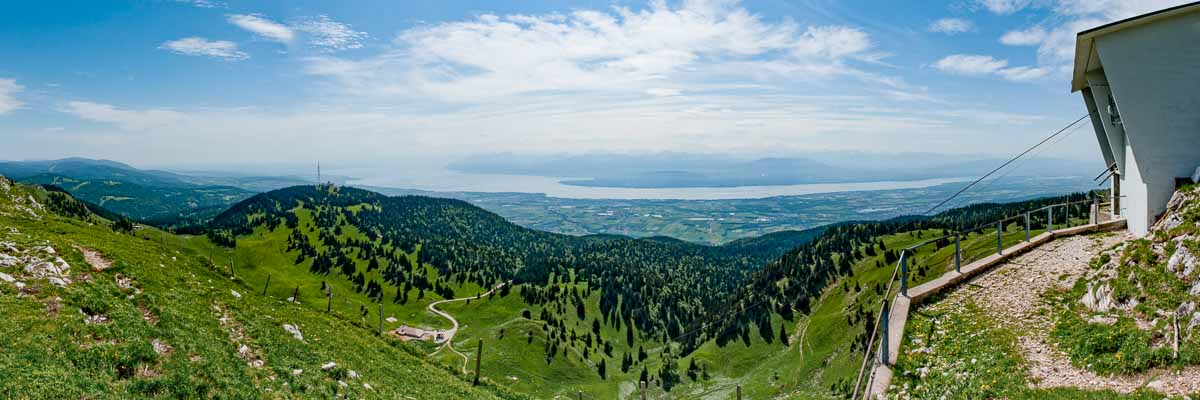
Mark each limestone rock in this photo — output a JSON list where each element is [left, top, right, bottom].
[[283, 324, 303, 341]]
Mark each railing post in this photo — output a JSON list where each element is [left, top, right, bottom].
[[1092, 196, 1100, 224], [880, 300, 890, 365], [996, 221, 1002, 255], [954, 233, 961, 273], [899, 251, 908, 297], [1113, 169, 1121, 217], [1047, 207, 1053, 233], [1025, 212, 1030, 242]]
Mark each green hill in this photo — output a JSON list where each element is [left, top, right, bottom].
[[0, 176, 519, 399], [0, 158, 319, 227], [23, 173, 253, 226]]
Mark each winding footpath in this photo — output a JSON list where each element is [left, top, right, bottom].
[[427, 283, 505, 374]]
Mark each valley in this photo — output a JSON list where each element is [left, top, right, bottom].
[[0, 160, 1113, 399]]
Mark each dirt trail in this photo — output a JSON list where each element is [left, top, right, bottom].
[[936, 232, 1200, 395], [427, 283, 504, 374]]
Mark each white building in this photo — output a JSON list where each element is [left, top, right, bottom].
[[1072, 2, 1200, 236]]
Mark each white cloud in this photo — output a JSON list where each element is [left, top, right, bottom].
[[159, 37, 248, 60], [978, 0, 1033, 14], [177, 0, 225, 8], [228, 14, 294, 43], [995, 65, 1051, 81], [793, 25, 874, 59], [307, 0, 887, 103], [999, 26, 1046, 45], [933, 54, 1008, 75], [928, 18, 973, 34], [932, 54, 1049, 82], [0, 79, 22, 115], [294, 15, 368, 50], [45, 94, 1056, 166], [645, 87, 682, 97], [62, 101, 188, 131], [999, 0, 1193, 78]]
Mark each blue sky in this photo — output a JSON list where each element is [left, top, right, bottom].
[[0, 0, 1190, 169]]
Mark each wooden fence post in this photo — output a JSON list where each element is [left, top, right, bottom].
[[640, 381, 647, 400], [954, 233, 961, 273], [996, 221, 1002, 255], [378, 303, 383, 335], [736, 384, 743, 400], [1047, 207, 1054, 233], [473, 339, 484, 386], [326, 289, 332, 313], [263, 274, 270, 295], [292, 286, 299, 304]]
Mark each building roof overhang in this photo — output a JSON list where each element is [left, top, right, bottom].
[[1071, 1, 1200, 92]]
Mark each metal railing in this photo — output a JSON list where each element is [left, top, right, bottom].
[[850, 195, 1110, 399]]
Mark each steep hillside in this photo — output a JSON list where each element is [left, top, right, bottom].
[[0, 176, 518, 399], [24, 173, 252, 225], [1047, 185, 1200, 388]]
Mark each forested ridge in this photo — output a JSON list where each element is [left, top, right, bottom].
[[206, 185, 810, 347], [204, 184, 1095, 395], [696, 192, 1095, 356]]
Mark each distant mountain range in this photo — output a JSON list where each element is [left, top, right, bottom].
[[450, 152, 1098, 188], [0, 158, 316, 225]]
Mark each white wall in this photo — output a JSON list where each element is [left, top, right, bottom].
[[1094, 12, 1200, 236]]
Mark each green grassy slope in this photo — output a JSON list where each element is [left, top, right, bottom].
[[0, 176, 518, 399], [430, 226, 1062, 399]]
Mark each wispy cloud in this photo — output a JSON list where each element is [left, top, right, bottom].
[[294, 15, 368, 51], [228, 14, 294, 43], [999, 0, 1193, 77], [306, 0, 891, 103], [159, 37, 248, 60], [928, 18, 973, 34], [176, 0, 225, 8], [978, 0, 1032, 15], [932, 54, 1049, 82], [62, 101, 188, 131], [0, 78, 22, 115], [999, 26, 1046, 45]]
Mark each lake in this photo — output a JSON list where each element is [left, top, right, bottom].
[[339, 167, 972, 200]]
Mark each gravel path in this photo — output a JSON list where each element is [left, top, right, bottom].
[[933, 232, 1200, 395], [427, 283, 504, 374]]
